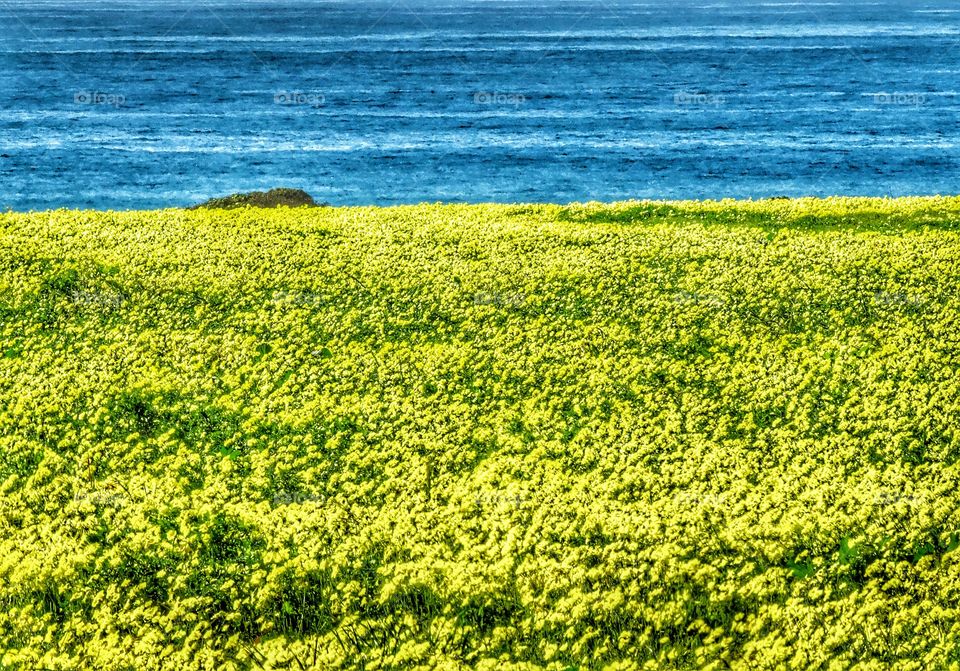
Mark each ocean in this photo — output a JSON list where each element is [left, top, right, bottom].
[[2, 0, 959, 210]]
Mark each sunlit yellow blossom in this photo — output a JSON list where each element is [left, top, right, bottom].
[[1, 199, 959, 669]]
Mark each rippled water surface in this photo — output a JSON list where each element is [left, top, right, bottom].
[[2, 0, 959, 209]]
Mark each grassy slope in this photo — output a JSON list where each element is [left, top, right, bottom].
[[1, 198, 960, 670]]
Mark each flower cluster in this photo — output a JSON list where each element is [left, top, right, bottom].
[[1, 198, 960, 670]]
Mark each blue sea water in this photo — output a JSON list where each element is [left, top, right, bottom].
[[1, 0, 959, 210]]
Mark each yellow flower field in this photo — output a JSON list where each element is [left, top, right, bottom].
[[1, 198, 959, 670]]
